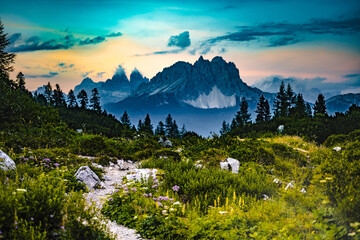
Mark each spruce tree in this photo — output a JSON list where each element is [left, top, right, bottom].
[[255, 94, 270, 123], [67, 89, 78, 108], [52, 84, 65, 107], [121, 111, 131, 128], [264, 99, 271, 121], [16, 72, 26, 92], [273, 81, 288, 118], [313, 94, 327, 116], [305, 103, 312, 117], [137, 119, 143, 132], [233, 97, 251, 127], [165, 114, 173, 136], [286, 83, 295, 115], [0, 19, 16, 76], [155, 121, 165, 135], [143, 114, 153, 135], [171, 120, 180, 138], [90, 88, 101, 112], [44, 82, 53, 104], [180, 124, 187, 137], [220, 120, 230, 136], [293, 93, 307, 118], [77, 89, 88, 109]]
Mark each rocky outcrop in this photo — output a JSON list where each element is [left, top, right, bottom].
[[0, 150, 16, 171], [75, 166, 101, 189]]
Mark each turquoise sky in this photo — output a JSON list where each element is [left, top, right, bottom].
[[1, 0, 359, 92]]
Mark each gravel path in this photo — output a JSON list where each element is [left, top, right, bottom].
[[85, 160, 144, 240]]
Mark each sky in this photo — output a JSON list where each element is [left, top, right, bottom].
[[1, 0, 360, 94]]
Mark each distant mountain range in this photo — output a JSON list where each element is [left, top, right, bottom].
[[104, 56, 275, 135], [326, 93, 360, 114], [36, 56, 359, 136], [74, 68, 148, 105]]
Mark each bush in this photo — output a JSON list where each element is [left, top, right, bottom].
[[0, 165, 111, 239]]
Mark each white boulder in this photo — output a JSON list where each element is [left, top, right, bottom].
[[158, 137, 173, 147], [75, 166, 101, 189], [220, 157, 240, 174], [277, 125, 285, 133], [333, 147, 341, 152], [300, 188, 307, 193], [0, 150, 16, 171], [285, 181, 295, 191]]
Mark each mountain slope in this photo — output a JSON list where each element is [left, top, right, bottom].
[[326, 93, 360, 113]]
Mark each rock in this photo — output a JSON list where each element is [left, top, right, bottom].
[[220, 162, 230, 170], [194, 164, 203, 169], [333, 146, 341, 152], [220, 157, 240, 174], [300, 188, 307, 193], [277, 125, 284, 133], [158, 137, 173, 147], [273, 178, 283, 185], [126, 168, 158, 182], [0, 149, 16, 171], [262, 194, 270, 201], [103, 175, 112, 181], [75, 166, 101, 189], [285, 181, 295, 191], [91, 162, 103, 169]]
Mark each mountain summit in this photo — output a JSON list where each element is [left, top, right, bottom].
[[132, 56, 269, 109]]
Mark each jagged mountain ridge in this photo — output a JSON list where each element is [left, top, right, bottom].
[[133, 56, 271, 108], [74, 69, 148, 105]]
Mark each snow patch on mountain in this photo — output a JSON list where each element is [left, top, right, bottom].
[[184, 86, 236, 109]]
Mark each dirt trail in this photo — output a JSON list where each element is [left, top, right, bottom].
[[85, 160, 143, 240]]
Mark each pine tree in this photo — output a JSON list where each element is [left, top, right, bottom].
[[67, 89, 78, 108], [155, 121, 165, 135], [16, 72, 26, 92], [90, 88, 101, 112], [52, 84, 65, 107], [170, 120, 180, 138], [264, 99, 271, 121], [233, 97, 251, 127], [137, 119, 143, 132], [121, 111, 131, 128], [313, 94, 327, 116], [143, 114, 153, 135], [293, 93, 307, 118], [273, 81, 288, 118], [255, 94, 271, 123], [0, 19, 16, 76], [77, 90, 88, 109], [220, 120, 230, 136], [305, 103, 312, 117], [286, 83, 295, 115], [165, 114, 173, 136], [44, 82, 53, 104], [180, 124, 187, 137]]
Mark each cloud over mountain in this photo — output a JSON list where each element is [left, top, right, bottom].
[[168, 31, 191, 48], [7, 31, 123, 52], [195, 17, 360, 53], [25, 71, 59, 78]]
